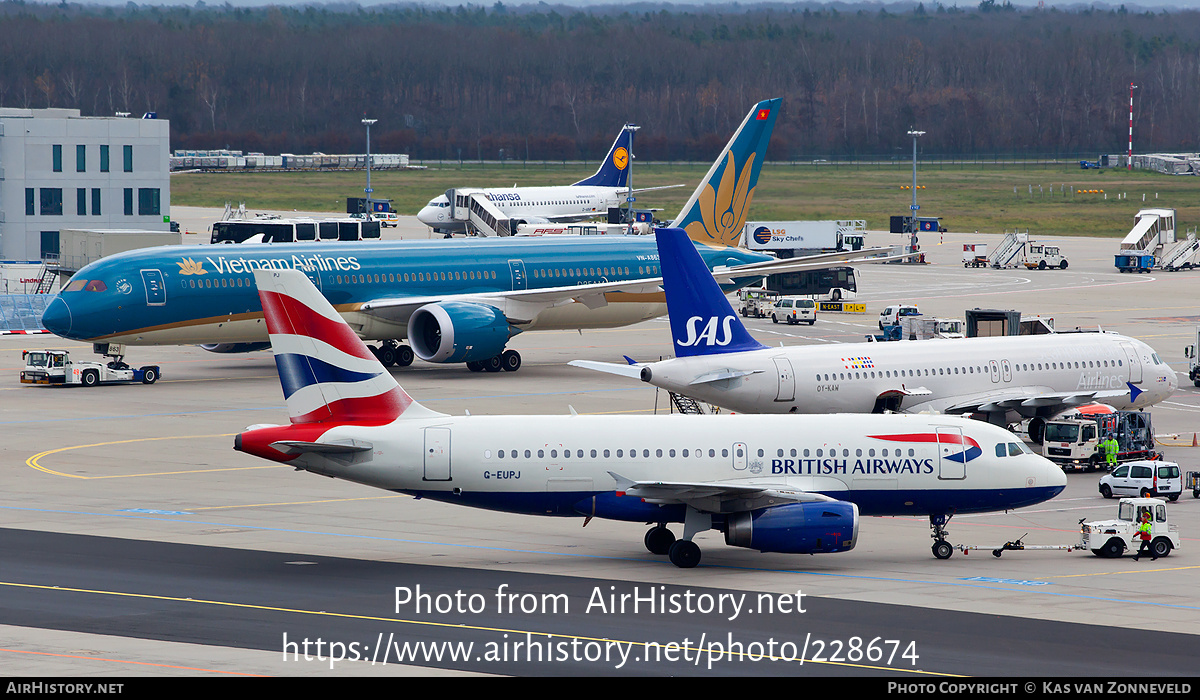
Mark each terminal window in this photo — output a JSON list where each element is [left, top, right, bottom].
[[138, 188, 161, 216], [77, 145, 86, 172], [100, 145, 110, 172], [52, 145, 62, 172], [124, 188, 133, 216], [25, 188, 34, 216], [92, 188, 101, 216], [123, 145, 133, 172]]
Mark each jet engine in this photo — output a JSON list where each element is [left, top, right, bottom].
[[724, 501, 859, 554], [407, 301, 518, 364], [199, 342, 272, 354]]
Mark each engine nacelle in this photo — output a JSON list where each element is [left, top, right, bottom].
[[724, 501, 859, 554], [407, 301, 516, 364], [199, 342, 272, 354]]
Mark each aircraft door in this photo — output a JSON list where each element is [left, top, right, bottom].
[[1119, 342, 1143, 383], [773, 357, 795, 402], [988, 360, 1000, 383], [1001, 359, 1012, 382], [423, 427, 451, 481], [508, 260, 528, 291], [140, 269, 166, 306], [936, 427, 967, 480], [732, 443, 747, 470]]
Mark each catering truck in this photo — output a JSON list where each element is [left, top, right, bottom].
[[743, 220, 866, 257]]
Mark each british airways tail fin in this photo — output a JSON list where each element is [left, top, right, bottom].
[[657, 227, 766, 358], [673, 98, 780, 248], [252, 268, 442, 425], [572, 124, 635, 188]]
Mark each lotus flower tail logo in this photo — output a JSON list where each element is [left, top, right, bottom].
[[684, 152, 756, 248], [177, 258, 207, 275]]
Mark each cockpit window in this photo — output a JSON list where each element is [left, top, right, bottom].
[[83, 280, 107, 292], [63, 279, 88, 292], [1151, 353, 1162, 365]]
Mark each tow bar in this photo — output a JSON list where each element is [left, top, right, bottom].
[[957, 534, 1079, 558]]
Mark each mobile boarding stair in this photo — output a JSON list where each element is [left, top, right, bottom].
[[446, 188, 513, 237], [1116, 208, 1175, 273], [988, 231, 1028, 269], [1158, 229, 1200, 271]]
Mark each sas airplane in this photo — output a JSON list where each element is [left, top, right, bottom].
[[44, 98, 888, 372], [572, 228, 1178, 438], [235, 267, 1067, 566], [418, 123, 674, 236]]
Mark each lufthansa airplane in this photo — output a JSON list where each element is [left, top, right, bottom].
[[572, 228, 1178, 436], [43, 98, 888, 372], [417, 123, 654, 235], [234, 268, 1067, 566]]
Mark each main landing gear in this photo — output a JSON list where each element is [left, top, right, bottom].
[[466, 349, 522, 373], [930, 513, 955, 560], [371, 341, 414, 368], [643, 507, 712, 568]]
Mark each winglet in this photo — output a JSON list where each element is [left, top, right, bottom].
[[622, 355, 638, 366], [656, 228, 767, 358], [572, 124, 635, 188], [673, 98, 781, 248]]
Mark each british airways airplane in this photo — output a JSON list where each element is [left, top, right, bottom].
[[417, 123, 656, 235], [234, 267, 1067, 566], [43, 98, 886, 372], [572, 229, 1178, 437]]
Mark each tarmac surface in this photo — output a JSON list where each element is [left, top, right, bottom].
[[2, 210, 1198, 677]]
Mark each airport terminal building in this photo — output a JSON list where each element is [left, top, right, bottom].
[[0, 108, 170, 261]]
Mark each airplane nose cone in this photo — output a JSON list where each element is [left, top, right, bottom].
[[41, 296, 73, 337]]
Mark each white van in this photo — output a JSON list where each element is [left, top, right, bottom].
[[879, 304, 920, 330], [1099, 460, 1183, 501], [771, 297, 816, 325], [371, 212, 400, 228]]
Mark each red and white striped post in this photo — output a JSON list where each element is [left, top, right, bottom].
[[1128, 83, 1137, 171]]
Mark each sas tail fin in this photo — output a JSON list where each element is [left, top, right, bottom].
[[252, 268, 441, 425], [656, 227, 766, 358], [572, 124, 635, 188], [673, 98, 780, 248]]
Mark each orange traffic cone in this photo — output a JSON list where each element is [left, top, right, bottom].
[[1193, 432, 1198, 447]]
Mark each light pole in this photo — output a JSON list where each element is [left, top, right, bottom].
[[623, 123, 640, 234], [362, 117, 377, 213], [1127, 84, 1137, 172], [907, 129, 925, 252]]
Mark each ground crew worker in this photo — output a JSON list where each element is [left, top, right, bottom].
[[1132, 510, 1156, 561], [1104, 434, 1119, 470]]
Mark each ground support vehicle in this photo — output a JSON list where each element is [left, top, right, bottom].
[[1079, 498, 1179, 558], [1185, 326, 1200, 387], [1023, 243, 1068, 270], [738, 289, 780, 318], [770, 297, 816, 325], [21, 348, 159, 387], [1186, 471, 1200, 498], [878, 304, 920, 330], [1115, 253, 1156, 273], [962, 244, 988, 268], [1099, 460, 1183, 501], [1040, 410, 1156, 470]]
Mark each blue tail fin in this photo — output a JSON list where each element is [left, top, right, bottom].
[[656, 227, 766, 358], [673, 98, 781, 248], [573, 124, 635, 188]]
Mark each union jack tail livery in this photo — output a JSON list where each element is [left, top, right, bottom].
[[253, 268, 440, 425]]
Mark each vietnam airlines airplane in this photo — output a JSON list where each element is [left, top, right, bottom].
[[234, 268, 1067, 567], [44, 98, 888, 372], [572, 228, 1178, 437], [417, 123, 651, 235]]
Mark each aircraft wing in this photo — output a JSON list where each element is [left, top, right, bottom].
[[609, 472, 835, 513], [568, 359, 644, 379], [936, 387, 1136, 416], [359, 247, 902, 326]]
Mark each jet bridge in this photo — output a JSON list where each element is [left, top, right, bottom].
[[446, 188, 513, 237]]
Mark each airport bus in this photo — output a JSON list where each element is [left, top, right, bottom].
[[210, 218, 382, 244], [763, 266, 857, 301]]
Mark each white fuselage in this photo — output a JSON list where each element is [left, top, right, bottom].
[[418, 186, 625, 232], [270, 413, 1066, 520], [640, 333, 1177, 415]]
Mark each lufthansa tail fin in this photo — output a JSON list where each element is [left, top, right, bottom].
[[252, 268, 442, 425], [657, 227, 766, 358], [673, 98, 780, 248], [572, 124, 635, 188]]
